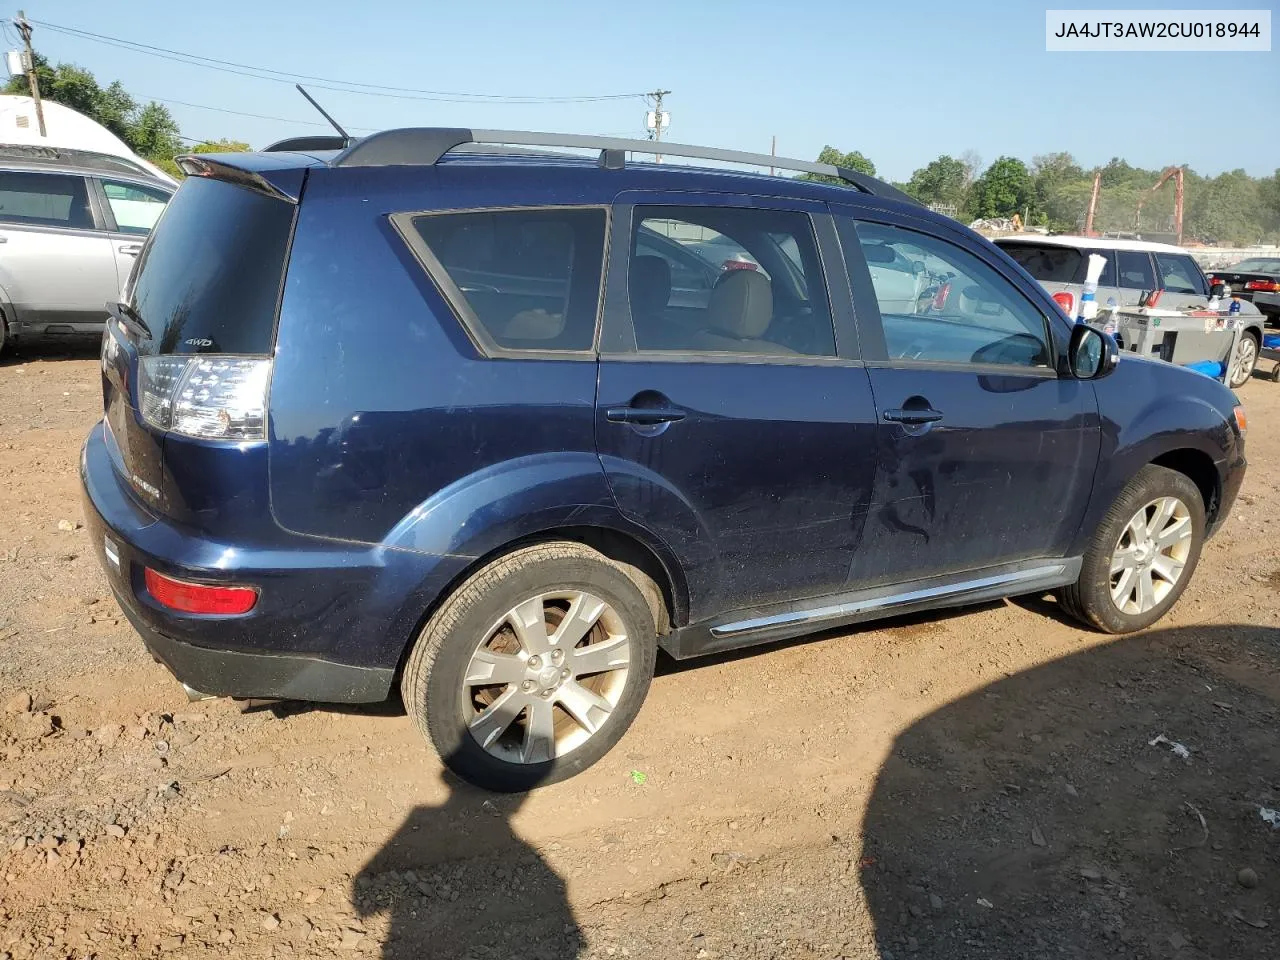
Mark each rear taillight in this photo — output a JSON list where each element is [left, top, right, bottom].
[[1052, 291, 1075, 315], [145, 567, 258, 615], [139, 356, 271, 440], [1245, 280, 1280, 292], [932, 282, 952, 311]]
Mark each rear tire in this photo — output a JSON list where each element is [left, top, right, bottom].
[[1227, 331, 1258, 388], [1061, 465, 1205, 634], [401, 541, 658, 792]]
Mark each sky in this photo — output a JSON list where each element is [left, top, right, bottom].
[[7, 0, 1278, 181]]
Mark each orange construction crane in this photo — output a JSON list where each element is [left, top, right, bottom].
[[1083, 170, 1102, 236], [1135, 166, 1185, 245]]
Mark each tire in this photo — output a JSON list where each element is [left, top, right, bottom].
[[1061, 465, 1205, 634], [401, 541, 658, 792], [1227, 331, 1258, 388]]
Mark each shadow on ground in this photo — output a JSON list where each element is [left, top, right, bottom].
[[860, 623, 1280, 960], [352, 767, 579, 960], [1, 338, 100, 366]]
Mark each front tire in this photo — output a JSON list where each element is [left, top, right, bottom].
[[402, 542, 658, 792], [1061, 465, 1205, 634]]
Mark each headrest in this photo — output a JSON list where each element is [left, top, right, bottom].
[[707, 269, 773, 339], [630, 255, 672, 316]]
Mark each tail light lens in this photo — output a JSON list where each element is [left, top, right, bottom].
[[1052, 291, 1075, 315], [1245, 280, 1280, 292], [145, 567, 258, 615], [139, 356, 271, 440]]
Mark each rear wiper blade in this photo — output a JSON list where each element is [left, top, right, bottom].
[[109, 301, 152, 341]]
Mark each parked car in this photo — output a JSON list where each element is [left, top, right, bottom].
[[1209, 257, 1280, 325], [82, 131, 1246, 791], [0, 146, 172, 354], [994, 235, 1265, 387]]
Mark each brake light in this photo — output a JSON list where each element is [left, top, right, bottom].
[[1245, 280, 1280, 292], [139, 356, 271, 440], [145, 567, 258, 615], [1052, 291, 1075, 315]]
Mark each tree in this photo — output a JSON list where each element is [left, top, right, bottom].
[[800, 145, 876, 184], [1030, 152, 1086, 230], [905, 155, 969, 209], [190, 139, 251, 154], [967, 156, 1032, 220], [4, 56, 181, 169]]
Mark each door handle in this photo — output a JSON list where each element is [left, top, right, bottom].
[[883, 408, 944, 424], [606, 406, 687, 425], [118, 243, 142, 255]]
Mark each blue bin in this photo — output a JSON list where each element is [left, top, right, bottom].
[[1184, 360, 1224, 379]]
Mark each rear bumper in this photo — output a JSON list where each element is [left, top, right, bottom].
[[10, 319, 106, 337], [1252, 292, 1280, 315], [80, 420, 445, 704], [120, 602, 392, 701]]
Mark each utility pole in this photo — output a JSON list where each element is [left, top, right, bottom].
[[647, 88, 670, 163], [14, 11, 45, 137]]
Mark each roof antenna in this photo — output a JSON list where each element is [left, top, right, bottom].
[[295, 84, 350, 145]]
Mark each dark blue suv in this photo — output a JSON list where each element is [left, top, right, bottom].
[[81, 129, 1246, 791]]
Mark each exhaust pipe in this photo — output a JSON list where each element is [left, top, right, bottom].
[[181, 682, 217, 702]]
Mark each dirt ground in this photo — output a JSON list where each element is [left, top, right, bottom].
[[0, 340, 1277, 960]]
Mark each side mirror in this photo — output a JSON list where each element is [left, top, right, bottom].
[[1210, 282, 1226, 298], [1069, 324, 1119, 380]]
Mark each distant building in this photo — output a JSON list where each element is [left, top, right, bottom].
[[0, 94, 177, 185]]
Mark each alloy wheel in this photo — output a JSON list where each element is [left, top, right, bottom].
[[1110, 496, 1193, 615], [462, 591, 632, 764]]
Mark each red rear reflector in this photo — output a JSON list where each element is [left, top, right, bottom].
[[1052, 291, 1075, 315], [144, 567, 258, 615], [1245, 280, 1280, 292]]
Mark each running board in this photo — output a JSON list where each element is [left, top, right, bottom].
[[659, 559, 1080, 660]]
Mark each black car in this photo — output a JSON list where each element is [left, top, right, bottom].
[[1210, 257, 1280, 323]]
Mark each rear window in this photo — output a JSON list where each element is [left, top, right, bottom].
[[129, 177, 295, 356], [406, 207, 607, 353], [1000, 243, 1082, 283]]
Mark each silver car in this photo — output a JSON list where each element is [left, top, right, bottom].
[[995, 235, 1265, 388], [0, 147, 172, 354]]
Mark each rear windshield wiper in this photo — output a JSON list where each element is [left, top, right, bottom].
[[109, 301, 152, 341]]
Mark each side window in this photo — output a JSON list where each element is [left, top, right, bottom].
[[1090, 250, 1117, 287], [635, 230, 711, 292], [101, 180, 170, 235], [843, 219, 1051, 369], [407, 207, 607, 352], [1116, 250, 1157, 290], [628, 205, 834, 357], [1154, 253, 1205, 295], [0, 171, 92, 229]]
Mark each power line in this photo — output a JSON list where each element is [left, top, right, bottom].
[[139, 94, 374, 133], [27, 19, 649, 105]]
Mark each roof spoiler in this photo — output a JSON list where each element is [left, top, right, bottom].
[[329, 128, 919, 205], [175, 154, 309, 203]]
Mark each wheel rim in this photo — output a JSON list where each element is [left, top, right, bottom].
[[1231, 336, 1257, 385], [1110, 496, 1193, 615], [461, 591, 631, 765]]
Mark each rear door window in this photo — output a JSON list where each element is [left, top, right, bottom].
[[0, 171, 93, 228], [1000, 243, 1082, 284], [129, 177, 295, 355], [101, 179, 170, 235], [1154, 253, 1206, 295], [1116, 250, 1157, 290], [405, 207, 607, 353]]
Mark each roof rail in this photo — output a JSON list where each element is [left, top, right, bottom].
[[330, 128, 918, 205]]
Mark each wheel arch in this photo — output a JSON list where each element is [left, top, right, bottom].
[[1150, 447, 1221, 524], [389, 520, 688, 684]]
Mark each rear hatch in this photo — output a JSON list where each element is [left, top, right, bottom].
[[101, 171, 297, 526]]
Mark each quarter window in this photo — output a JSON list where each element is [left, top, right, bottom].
[[627, 206, 835, 357], [1116, 250, 1157, 290], [102, 179, 170, 235], [408, 207, 607, 352], [0, 171, 92, 229], [844, 219, 1052, 368]]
